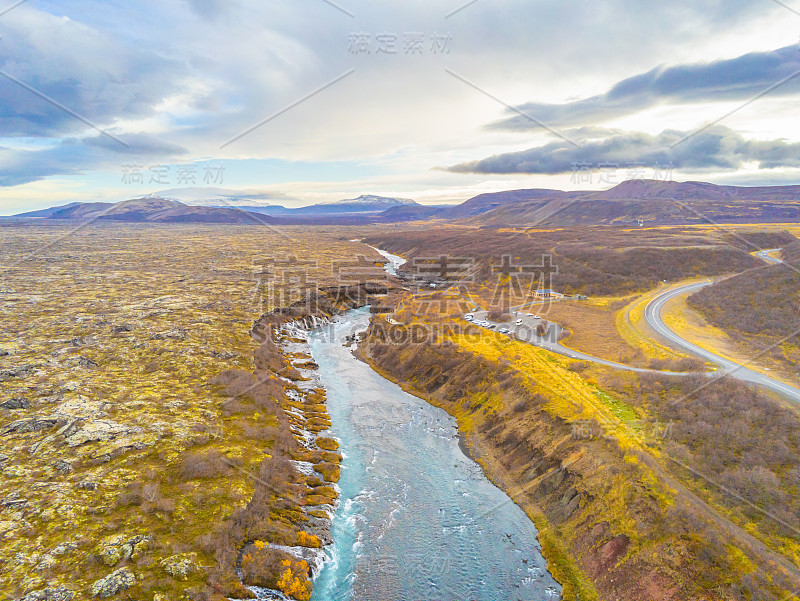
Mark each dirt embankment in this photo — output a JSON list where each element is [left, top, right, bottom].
[[360, 318, 795, 601]]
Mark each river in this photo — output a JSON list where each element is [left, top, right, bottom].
[[307, 307, 561, 601]]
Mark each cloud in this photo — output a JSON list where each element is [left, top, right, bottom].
[[491, 45, 800, 131], [0, 8, 184, 138], [0, 0, 796, 209], [445, 126, 800, 175], [187, 0, 230, 18], [0, 134, 187, 187]]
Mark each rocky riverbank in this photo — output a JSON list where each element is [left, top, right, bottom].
[[235, 283, 394, 599]]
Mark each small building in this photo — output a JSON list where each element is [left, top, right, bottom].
[[534, 289, 565, 300]]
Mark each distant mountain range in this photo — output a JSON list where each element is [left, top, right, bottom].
[[457, 180, 800, 227], [380, 180, 800, 226], [224, 195, 420, 216], [12, 197, 274, 224], [10, 194, 420, 225], [8, 180, 800, 226], [149, 187, 293, 208]]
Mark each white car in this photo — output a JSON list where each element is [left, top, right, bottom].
[[515, 319, 523, 326], [464, 314, 474, 321], [533, 315, 541, 319]]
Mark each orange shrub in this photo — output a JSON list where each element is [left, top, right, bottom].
[[296, 531, 322, 548], [277, 559, 312, 601]]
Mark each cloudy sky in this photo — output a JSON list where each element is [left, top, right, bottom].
[[2, 0, 800, 214]]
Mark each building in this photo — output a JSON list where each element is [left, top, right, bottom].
[[533, 289, 565, 300]]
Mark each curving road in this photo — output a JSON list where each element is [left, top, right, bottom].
[[371, 243, 800, 398], [469, 309, 696, 376], [644, 281, 800, 404], [754, 248, 783, 264]]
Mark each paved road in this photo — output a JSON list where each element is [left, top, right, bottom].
[[469, 309, 695, 376], [381, 244, 800, 397], [644, 282, 800, 404], [754, 248, 783, 264]]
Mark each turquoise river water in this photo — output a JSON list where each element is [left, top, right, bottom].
[[307, 307, 561, 601]]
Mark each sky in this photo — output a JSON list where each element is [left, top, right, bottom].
[[2, 0, 800, 214]]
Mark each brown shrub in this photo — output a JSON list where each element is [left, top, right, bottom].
[[178, 449, 237, 481]]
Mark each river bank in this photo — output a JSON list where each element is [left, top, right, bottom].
[[228, 283, 391, 600], [239, 254, 564, 600]]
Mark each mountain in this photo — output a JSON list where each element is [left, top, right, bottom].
[[224, 194, 421, 219], [152, 187, 294, 209], [437, 189, 567, 219], [460, 180, 800, 227], [378, 205, 444, 222], [7, 193, 418, 225], [12, 197, 278, 224], [373, 189, 565, 222], [13, 202, 85, 219], [152, 189, 418, 215], [289, 195, 419, 215], [12, 181, 800, 227], [595, 180, 800, 201]]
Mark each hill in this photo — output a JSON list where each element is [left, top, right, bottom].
[[377, 189, 567, 222], [11, 197, 278, 224], [11, 181, 800, 227], [155, 189, 418, 215], [459, 180, 800, 227], [13, 202, 86, 219], [9, 194, 423, 226]]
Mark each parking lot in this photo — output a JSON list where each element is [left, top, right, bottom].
[[464, 308, 561, 344]]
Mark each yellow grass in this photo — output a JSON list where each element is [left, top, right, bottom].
[[661, 294, 739, 363], [0, 224, 364, 599], [618, 285, 697, 361], [661, 290, 800, 392], [448, 332, 672, 466]]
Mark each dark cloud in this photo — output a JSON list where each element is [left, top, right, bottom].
[[492, 45, 800, 131], [445, 126, 800, 174]]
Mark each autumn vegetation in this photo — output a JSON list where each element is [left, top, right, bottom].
[[689, 239, 800, 372], [365, 225, 776, 296], [363, 304, 800, 600], [0, 225, 373, 601], [361, 224, 800, 601]]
